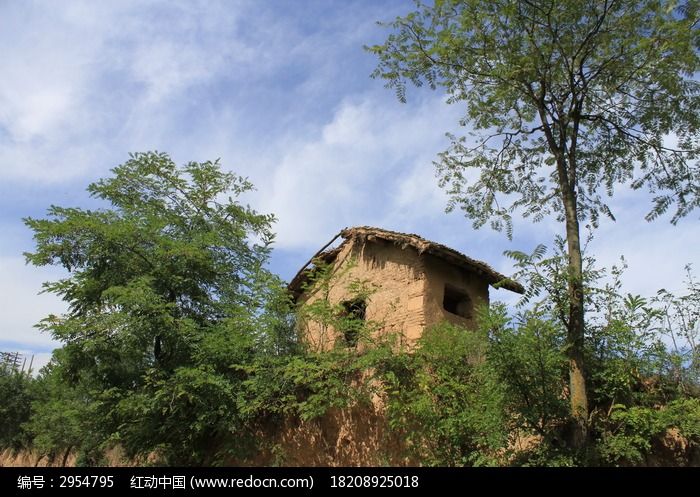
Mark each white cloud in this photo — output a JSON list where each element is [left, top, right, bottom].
[[254, 94, 461, 249], [591, 193, 699, 298], [3, 87, 73, 143], [390, 163, 446, 216], [120, 4, 260, 105], [0, 0, 254, 183], [0, 256, 65, 350], [0, 2, 104, 145]]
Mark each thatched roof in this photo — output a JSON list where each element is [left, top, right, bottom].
[[289, 226, 524, 298]]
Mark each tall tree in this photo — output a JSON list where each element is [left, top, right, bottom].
[[368, 0, 700, 445], [24, 152, 288, 463]]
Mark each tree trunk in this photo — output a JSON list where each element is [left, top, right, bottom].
[[62, 446, 73, 467], [535, 102, 589, 449], [562, 182, 589, 448]]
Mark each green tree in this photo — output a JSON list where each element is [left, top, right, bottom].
[[24, 351, 96, 466], [652, 265, 700, 390], [368, 0, 700, 444], [24, 152, 288, 463], [0, 369, 34, 450]]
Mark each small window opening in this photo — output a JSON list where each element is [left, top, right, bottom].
[[340, 299, 366, 347], [443, 285, 473, 319]]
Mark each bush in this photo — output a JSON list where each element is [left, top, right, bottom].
[[597, 398, 700, 465], [381, 321, 507, 466], [0, 371, 34, 450]]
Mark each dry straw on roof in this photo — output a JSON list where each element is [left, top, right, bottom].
[[289, 226, 524, 297]]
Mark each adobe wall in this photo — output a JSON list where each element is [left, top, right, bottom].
[[253, 405, 412, 466], [422, 254, 490, 330], [5, 423, 697, 467], [299, 239, 429, 351]]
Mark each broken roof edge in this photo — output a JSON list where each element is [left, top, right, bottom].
[[288, 226, 525, 297]]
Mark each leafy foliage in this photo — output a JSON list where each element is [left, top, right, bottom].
[[483, 305, 569, 439], [653, 265, 700, 390], [22, 152, 290, 464], [369, 0, 700, 229], [12, 150, 699, 467], [597, 398, 700, 465], [0, 370, 34, 450], [295, 259, 383, 351], [381, 321, 507, 466], [368, 0, 700, 440], [23, 352, 100, 465], [499, 242, 700, 464], [242, 260, 393, 423]]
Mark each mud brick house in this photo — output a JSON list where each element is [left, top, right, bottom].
[[289, 226, 524, 350]]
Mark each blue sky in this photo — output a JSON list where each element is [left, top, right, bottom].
[[1, 0, 698, 372]]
